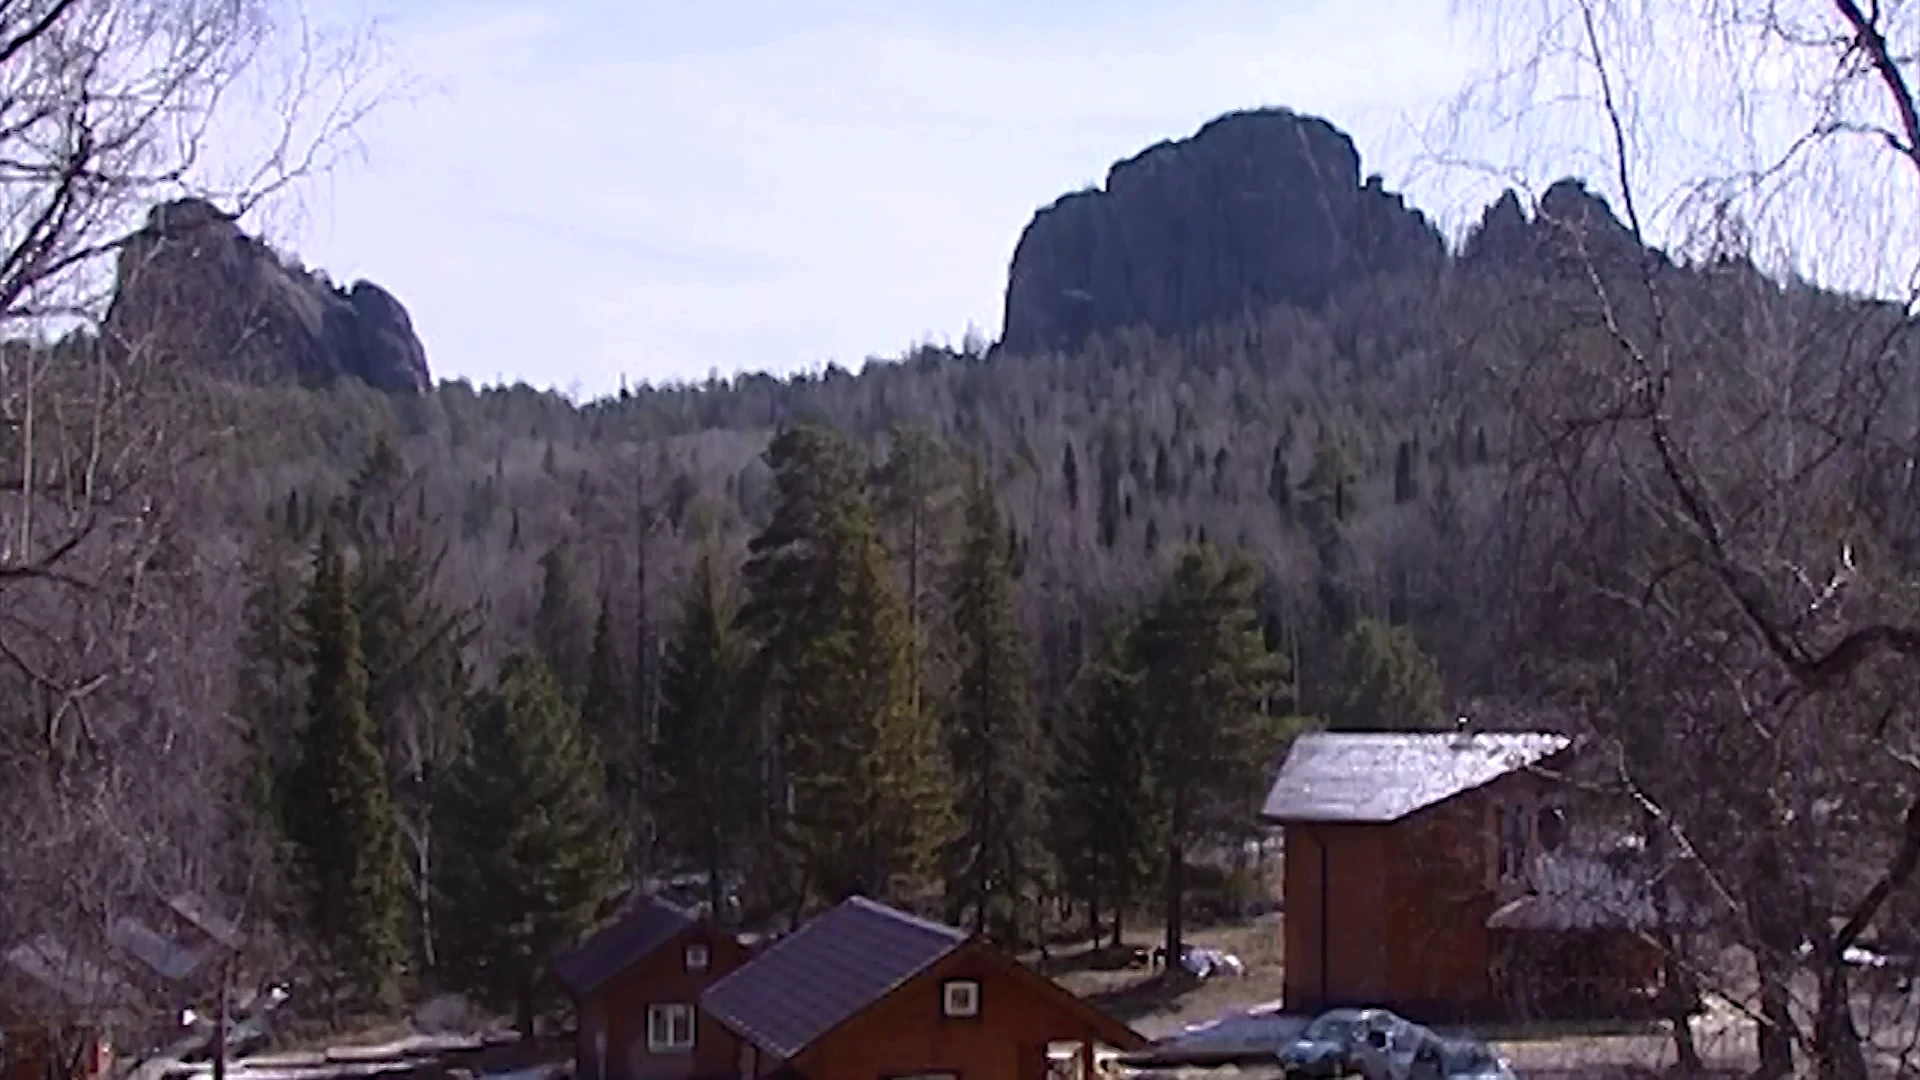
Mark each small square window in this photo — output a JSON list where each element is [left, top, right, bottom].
[[941, 979, 980, 1019], [646, 1003, 695, 1053], [684, 943, 710, 972]]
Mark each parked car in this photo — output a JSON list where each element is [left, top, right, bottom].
[[1350, 1013, 1440, 1080], [1275, 1009, 1366, 1078], [1277, 1009, 1405, 1080]]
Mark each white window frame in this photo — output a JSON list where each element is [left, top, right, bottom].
[[646, 1003, 696, 1053], [684, 943, 710, 973], [941, 978, 981, 1019]]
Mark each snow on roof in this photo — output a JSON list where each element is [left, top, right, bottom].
[[1260, 732, 1571, 824], [110, 916, 205, 982]]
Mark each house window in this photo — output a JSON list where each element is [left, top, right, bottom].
[[646, 1003, 695, 1053], [941, 978, 981, 1018], [684, 943, 709, 972]]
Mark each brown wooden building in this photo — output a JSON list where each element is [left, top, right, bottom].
[[701, 896, 1146, 1080], [1262, 732, 1669, 1023], [554, 897, 753, 1080]]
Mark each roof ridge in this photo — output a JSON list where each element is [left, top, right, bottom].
[[844, 895, 969, 943]]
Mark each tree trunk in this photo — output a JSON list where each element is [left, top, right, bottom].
[[705, 827, 726, 927], [1163, 787, 1187, 977], [1756, 946, 1797, 1080], [1814, 953, 1869, 1080], [516, 973, 536, 1041], [213, 953, 235, 1080], [1660, 940, 1702, 1075]]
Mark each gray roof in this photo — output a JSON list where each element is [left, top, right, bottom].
[[1261, 732, 1571, 824], [701, 896, 967, 1060], [552, 896, 698, 998]]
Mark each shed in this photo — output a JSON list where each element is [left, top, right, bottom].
[[702, 896, 1145, 1080], [553, 896, 752, 1080], [1261, 732, 1578, 1021]]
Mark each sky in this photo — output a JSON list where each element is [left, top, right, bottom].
[[267, 0, 1485, 400]]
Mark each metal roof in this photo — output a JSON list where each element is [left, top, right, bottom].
[[700, 896, 966, 1061], [1260, 732, 1571, 824], [551, 895, 698, 998]]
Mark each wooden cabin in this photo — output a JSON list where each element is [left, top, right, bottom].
[[1262, 731, 1669, 1023], [701, 895, 1146, 1080], [554, 897, 753, 1080], [0, 937, 134, 1080]]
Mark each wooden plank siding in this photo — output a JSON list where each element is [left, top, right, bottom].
[[1281, 771, 1554, 1021], [574, 924, 750, 1080]]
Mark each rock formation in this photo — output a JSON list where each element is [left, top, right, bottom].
[[1459, 177, 1659, 279], [998, 108, 1447, 357], [102, 199, 431, 394]]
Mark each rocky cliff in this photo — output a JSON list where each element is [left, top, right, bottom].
[[1459, 177, 1658, 279], [103, 199, 431, 394], [998, 108, 1447, 357]]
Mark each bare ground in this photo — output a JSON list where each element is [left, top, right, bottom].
[[1040, 918, 1769, 1078]]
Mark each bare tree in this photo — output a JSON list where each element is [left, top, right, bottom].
[[1438, 1, 1920, 1076], [0, 0, 391, 1068]]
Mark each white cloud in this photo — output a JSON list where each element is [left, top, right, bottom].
[[286, 0, 1480, 398]]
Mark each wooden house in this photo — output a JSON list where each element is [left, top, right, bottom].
[[701, 895, 1146, 1080], [1261, 732, 1668, 1023], [554, 897, 753, 1080], [0, 936, 139, 1080]]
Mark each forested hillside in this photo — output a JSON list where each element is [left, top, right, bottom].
[[16, 73, 1920, 1073]]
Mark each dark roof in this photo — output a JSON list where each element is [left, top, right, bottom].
[[1261, 732, 1570, 824], [700, 896, 966, 1060], [552, 896, 698, 997]]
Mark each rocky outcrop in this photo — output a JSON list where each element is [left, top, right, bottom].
[[998, 108, 1446, 357], [1460, 178, 1660, 280], [102, 199, 431, 393]]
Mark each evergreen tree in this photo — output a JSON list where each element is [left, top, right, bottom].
[[941, 469, 1044, 941], [655, 544, 757, 922], [236, 526, 307, 836], [285, 527, 410, 1012], [742, 425, 952, 909], [1393, 440, 1419, 504], [1327, 618, 1447, 732], [438, 653, 626, 1036], [581, 599, 637, 815], [345, 434, 474, 972], [533, 542, 594, 706], [1134, 546, 1285, 966], [1048, 623, 1160, 948], [872, 424, 961, 717]]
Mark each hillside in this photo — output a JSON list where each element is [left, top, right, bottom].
[[17, 100, 1911, 1046]]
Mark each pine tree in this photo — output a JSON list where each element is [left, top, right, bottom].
[[742, 425, 952, 909], [941, 469, 1044, 941], [1048, 623, 1160, 948], [285, 527, 410, 1012], [655, 544, 757, 922], [1327, 618, 1447, 732], [581, 599, 637, 816], [345, 434, 474, 972], [437, 653, 626, 1035], [1134, 545, 1285, 966], [872, 424, 961, 718], [236, 526, 307, 836], [533, 542, 594, 706]]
